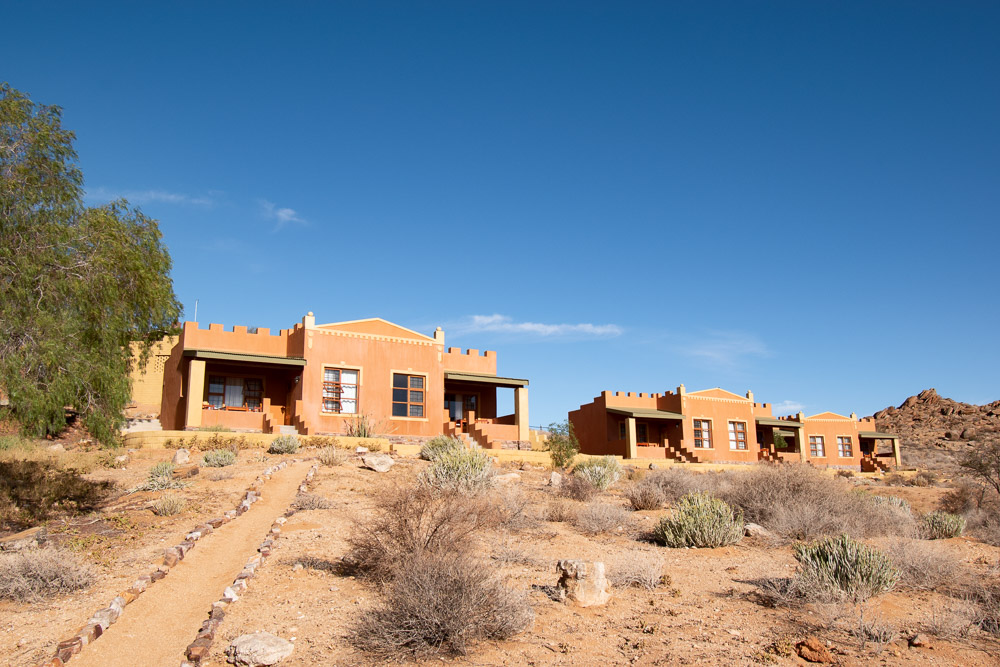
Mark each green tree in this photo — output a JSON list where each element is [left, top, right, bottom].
[[0, 83, 180, 445], [545, 420, 579, 469]]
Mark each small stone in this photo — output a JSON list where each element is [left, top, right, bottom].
[[292, 562, 303, 572], [223, 586, 239, 602], [355, 446, 369, 454], [744, 523, 774, 538], [548, 471, 562, 487], [909, 633, 931, 648], [172, 448, 191, 464], [172, 464, 200, 479], [227, 631, 294, 666]]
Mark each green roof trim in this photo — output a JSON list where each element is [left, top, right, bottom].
[[444, 371, 529, 388], [756, 417, 803, 428], [859, 431, 899, 440], [607, 407, 685, 420], [182, 349, 306, 367]]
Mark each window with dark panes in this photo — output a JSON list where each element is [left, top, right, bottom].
[[207, 376, 225, 408], [392, 373, 424, 417], [636, 423, 649, 443]]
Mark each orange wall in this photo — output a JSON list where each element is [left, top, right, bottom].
[[442, 347, 497, 374], [800, 415, 876, 467], [679, 393, 760, 464], [299, 325, 444, 436], [180, 321, 301, 357]]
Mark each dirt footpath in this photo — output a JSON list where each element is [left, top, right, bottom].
[[70, 460, 309, 667]]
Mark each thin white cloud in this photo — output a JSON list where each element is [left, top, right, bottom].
[[260, 199, 306, 230], [771, 400, 805, 415], [449, 314, 623, 338], [86, 187, 215, 207], [677, 330, 769, 367]]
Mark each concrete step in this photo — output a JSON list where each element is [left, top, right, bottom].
[[277, 425, 299, 435]]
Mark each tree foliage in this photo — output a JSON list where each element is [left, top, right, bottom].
[[959, 435, 1000, 498], [0, 83, 180, 445], [546, 420, 579, 469]]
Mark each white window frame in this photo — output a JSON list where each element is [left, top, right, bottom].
[[728, 421, 748, 450], [809, 435, 826, 457], [693, 419, 712, 449], [321, 365, 361, 415]]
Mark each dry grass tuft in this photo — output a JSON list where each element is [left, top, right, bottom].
[[317, 446, 348, 467], [0, 547, 96, 601], [345, 484, 489, 583], [151, 493, 185, 516], [560, 475, 598, 502], [574, 502, 630, 535], [351, 551, 533, 659], [623, 479, 666, 510], [544, 499, 575, 522], [885, 538, 964, 591], [294, 493, 332, 511], [608, 550, 667, 590]]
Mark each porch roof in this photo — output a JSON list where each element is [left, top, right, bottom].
[[607, 407, 684, 420], [859, 431, 899, 440], [756, 417, 803, 428], [182, 348, 306, 368], [443, 371, 528, 388]]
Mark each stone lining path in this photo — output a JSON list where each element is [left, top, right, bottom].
[[70, 460, 310, 667]]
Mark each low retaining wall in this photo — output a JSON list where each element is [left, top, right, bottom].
[[123, 431, 390, 452]]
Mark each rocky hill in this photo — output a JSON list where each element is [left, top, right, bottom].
[[872, 388, 1000, 469]]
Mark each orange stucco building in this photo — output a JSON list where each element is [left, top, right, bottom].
[[131, 313, 530, 449], [569, 385, 900, 471]]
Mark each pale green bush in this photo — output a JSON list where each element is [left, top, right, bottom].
[[151, 493, 185, 516], [921, 511, 966, 539], [870, 495, 911, 514], [573, 456, 622, 491], [794, 534, 900, 602], [318, 446, 347, 466], [269, 434, 300, 454], [134, 461, 184, 491], [202, 448, 237, 467], [654, 492, 744, 548], [420, 436, 465, 461], [420, 449, 495, 494]]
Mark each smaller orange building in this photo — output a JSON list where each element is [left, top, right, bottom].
[[569, 385, 900, 471], [130, 313, 530, 449]]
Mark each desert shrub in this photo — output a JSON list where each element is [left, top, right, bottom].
[[195, 425, 232, 432], [939, 480, 984, 514], [151, 493, 185, 516], [920, 511, 966, 539], [644, 466, 712, 503], [912, 470, 939, 487], [97, 448, 128, 469], [346, 485, 489, 583], [207, 469, 234, 481], [793, 535, 900, 603], [608, 551, 667, 590], [420, 435, 465, 461], [0, 434, 33, 451], [545, 420, 578, 469], [544, 499, 575, 522], [560, 475, 597, 502], [202, 448, 237, 467], [0, 547, 96, 601], [134, 461, 183, 491], [885, 538, 963, 591], [573, 456, 622, 491], [419, 449, 495, 494], [883, 472, 907, 487], [719, 464, 913, 540], [343, 413, 390, 438], [869, 495, 911, 514], [351, 551, 533, 659], [654, 492, 744, 548], [574, 502, 630, 535], [489, 486, 535, 533], [268, 435, 300, 454], [836, 469, 854, 478], [294, 493, 332, 511], [318, 446, 347, 466], [623, 479, 666, 510], [309, 435, 341, 448]]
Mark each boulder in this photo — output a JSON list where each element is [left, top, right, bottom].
[[0, 526, 46, 551], [796, 637, 834, 663], [47, 443, 66, 453], [227, 631, 294, 666], [172, 448, 191, 465], [361, 452, 394, 473], [743, 523, 774, 539], [548, 472, 562, 487], [909, 633, 931, 648], [555, 559, 611, 608]]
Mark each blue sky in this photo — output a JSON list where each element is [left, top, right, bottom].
[[3, 2, 998, 424]]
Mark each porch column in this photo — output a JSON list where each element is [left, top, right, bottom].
[[185, 358, 205, 429], [514, 387, 529, 442], [891, 437, 901, 468], [626, 417, 638, 459], [795, 426, 808, 463]]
